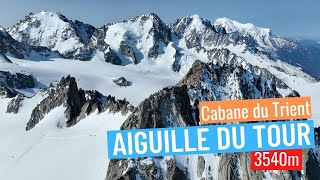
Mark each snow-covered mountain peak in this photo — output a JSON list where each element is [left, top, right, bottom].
[[129, 13, 162, 23], [179, 14, 211, 25], [213, 17, 298, 52], [171, 14, 213, 36], [36, 11, 62, 19], [214, 17, 271, 36], [187, 14, 212, 32], [9, 11, 95, 57], [89, 12, 171, 64], [0, 22, 60, 60]]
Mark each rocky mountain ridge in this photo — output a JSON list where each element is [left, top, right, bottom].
[[24, 75, 134, 130], [4, 11, 319, 79]]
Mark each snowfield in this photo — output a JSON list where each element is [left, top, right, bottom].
[[0, 100, 129, 180], [0, 53, 182, 106], [0, 53, 182, 180]]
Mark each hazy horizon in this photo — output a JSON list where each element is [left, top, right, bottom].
[[0, 0, 319, 40]]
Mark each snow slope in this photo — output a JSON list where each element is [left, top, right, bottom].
[[0, 94, 129, 180]]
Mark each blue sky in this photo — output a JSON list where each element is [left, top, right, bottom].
[[0, 0, 319, 40]]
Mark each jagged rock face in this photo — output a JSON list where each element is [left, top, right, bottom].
[[84, 27, 123, 64], [73, 20, 96, 44], [9, 11, 95, 58], [26, 75, 86, 130], [121, 84, 196, 130], [103, 95, 134, 115], [26, 75, 133, 130], [0, 26, 59, 59], [80, 90, 134, 117], [143, 13, 172, 59], [0, 71, 35, 98], [123, 13, 172, 60], [6, 94, 24, 113], [63, 76, 87, 127]]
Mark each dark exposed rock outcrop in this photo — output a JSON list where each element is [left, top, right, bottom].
[[6, 94, 24, 113], [0, 71, 35, 89], [26, 75, 86, 130], [104, 47, 122, 65], [120, 41, 137, 64], [113, 77, 132, 87]]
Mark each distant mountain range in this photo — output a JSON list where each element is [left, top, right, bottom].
[[1, 11, 319, 78]]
